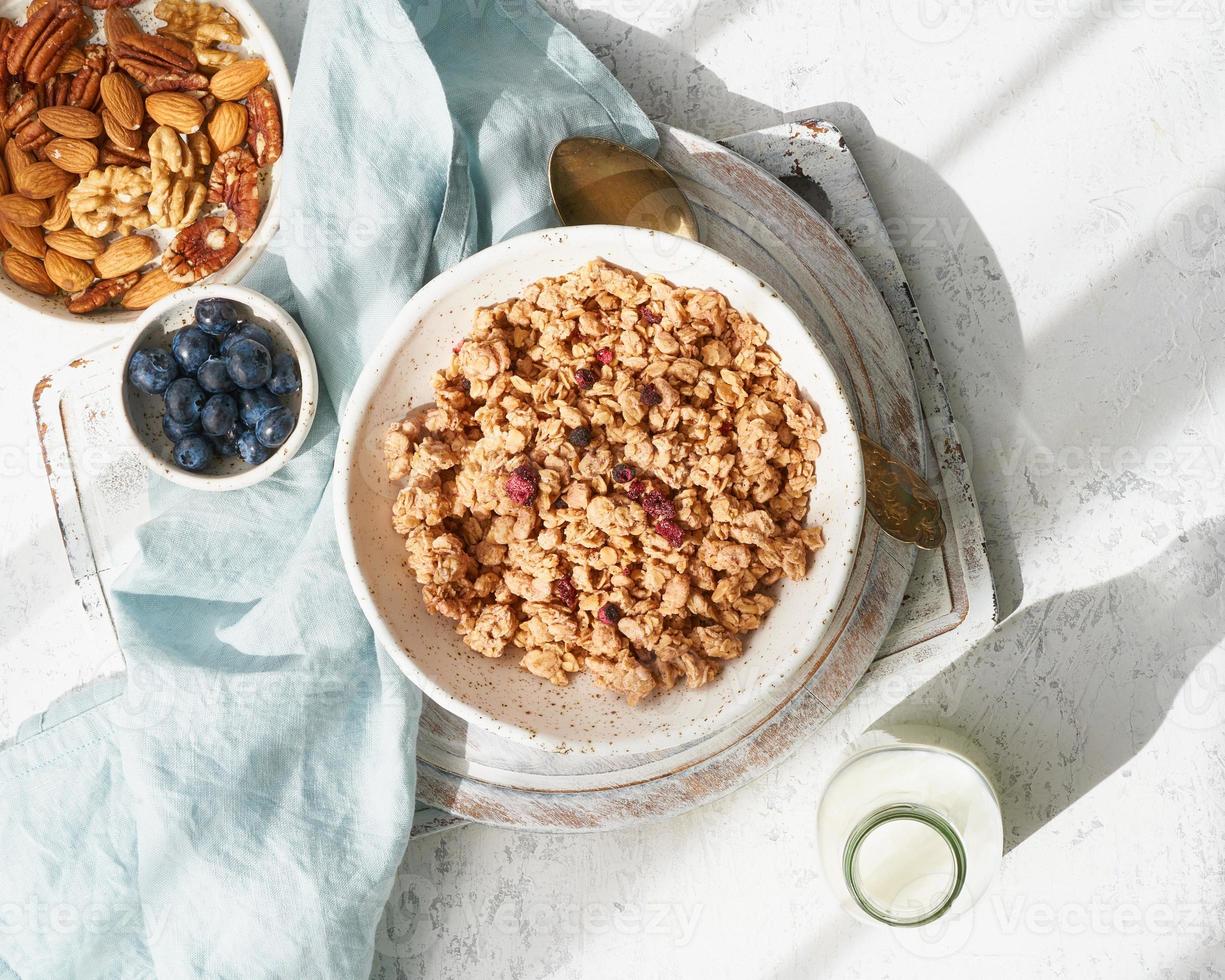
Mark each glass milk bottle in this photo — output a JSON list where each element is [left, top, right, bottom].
[[817, 724, 1003, 926]]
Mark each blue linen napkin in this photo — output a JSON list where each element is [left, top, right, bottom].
[[0, 1, 655, 976]]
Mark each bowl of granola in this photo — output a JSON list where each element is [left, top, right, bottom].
[[336, 226, 866, 755], [0, 0, 289, 324]]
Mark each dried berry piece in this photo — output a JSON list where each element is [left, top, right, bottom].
[[642, 490, 675, 522], [574, 367, 596, 390], [597, 603, 622, 626], [504, 463, 538, 506], [636, 302, 661, 324], [640, 383, 662, 407], [654, 517, 685, 548], [595, 346, 613, 365], [626, 479, 648, 502], [611, 462, 635, 484], [567, 426, 591, 448], [552, 577, 578, 609]]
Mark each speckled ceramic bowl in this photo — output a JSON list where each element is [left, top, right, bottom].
[[0, 0, 291, 326], [336, 226, 865, 755], [117, 284, 317, 491]]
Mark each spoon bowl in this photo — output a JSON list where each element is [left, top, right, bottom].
[[548, 135, 700, 239]]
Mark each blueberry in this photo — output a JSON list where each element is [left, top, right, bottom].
[[173, 435, 213, 472], [220, 322, 275, 357], [128, 348, 178, 395], [226, 339, 272, 390], [238, 386, 280, 427], [267, 351, 301, 395], [195, 297, 239, 336], [210, 421, 242, 457], [200, 393, 238, 436], [162, 414, 201, 442], [255, 405, 295, 448], [237, 429, 271, 465], [171, 327, 214, 374], [164, 377, 207, 424], [197, 356, 235, 393]]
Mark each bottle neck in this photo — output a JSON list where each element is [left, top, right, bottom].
[[842, 803, 967, 927]]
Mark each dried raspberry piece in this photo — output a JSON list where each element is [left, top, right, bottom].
[[654, 517, 685, 548], [596, 346, 614, 365], [636, 303, 661, 325], [575, 367, 597, 390], [568, 426, 592, 448], [553, 577, 578, 609], [626, 479, 648, 502], [597, 602, 622, 626], [611, 462, 635, 484], [640, 383, 662, 407], [452, 338, 465, 354], [642, 490, 675, 522], [505, 464, 538, 506]]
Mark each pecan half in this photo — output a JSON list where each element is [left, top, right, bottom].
[[84, 0, 139, 8], [66, 271, 139, 313], [17, 2, 87, 86], [144, 70, 210, 94], [114, 34, 196, 85], [67, 44, 105, 108], [245, 86, 282, 167], [15, 119, 54, 154], [0, 20, 15, 98], [162, 213, 238, 283], [42, 72, 70, 106], [2, 88, 38, 131], [207, 145, 259, 242]]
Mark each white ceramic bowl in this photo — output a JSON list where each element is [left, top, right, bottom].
[[0, 0, 291, 326], [336, 226, 865, 755], [117, 284, 317, 491]]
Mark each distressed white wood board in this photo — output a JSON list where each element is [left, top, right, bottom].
[[35, 122, 994, 832]]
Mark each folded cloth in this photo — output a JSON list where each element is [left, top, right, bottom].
[[0, 1, 655, 976]]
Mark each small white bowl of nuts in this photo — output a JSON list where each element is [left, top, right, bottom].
[[0, 0, 291, 325]]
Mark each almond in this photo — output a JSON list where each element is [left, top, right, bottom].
[[207, 102, 247, 155], [56, 47, 86, 75], [100, 73, 144, 131], [45, 137, 99, 175], [102, 108, 142, 150], [0, 194, 50, 227], [37, 106, 104, 140], [121, 267, 182, 310], [4, 142, 33, 185], [94, 234, 158, 278], [42, 189, 71, 232], [2, 251, 56, 296], [46, 228, 105, 260], [0, 160, 8, 197], [146, 93, 205, 135], [209, 59, 269, 102], [15, 161, 75, 200], [0, 217, 47, 257], [44, 248, 95, 293]]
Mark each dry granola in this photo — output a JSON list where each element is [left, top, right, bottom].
[[385, 259, 826, 705]]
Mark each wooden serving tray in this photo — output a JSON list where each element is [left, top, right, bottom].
[[34, 121, 995, 834]]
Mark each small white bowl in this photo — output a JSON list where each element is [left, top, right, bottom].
[[0, 0, 291, 327], [335, 225, 866, 755], [117, 284, 318, 491]]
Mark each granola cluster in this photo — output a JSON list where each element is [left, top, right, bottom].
[[385, 259, 826, 705]]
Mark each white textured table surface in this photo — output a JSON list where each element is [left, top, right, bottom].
[[3, 2, 1224, 977]]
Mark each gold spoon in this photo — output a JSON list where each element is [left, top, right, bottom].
[[548, 136, 946, 550]]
